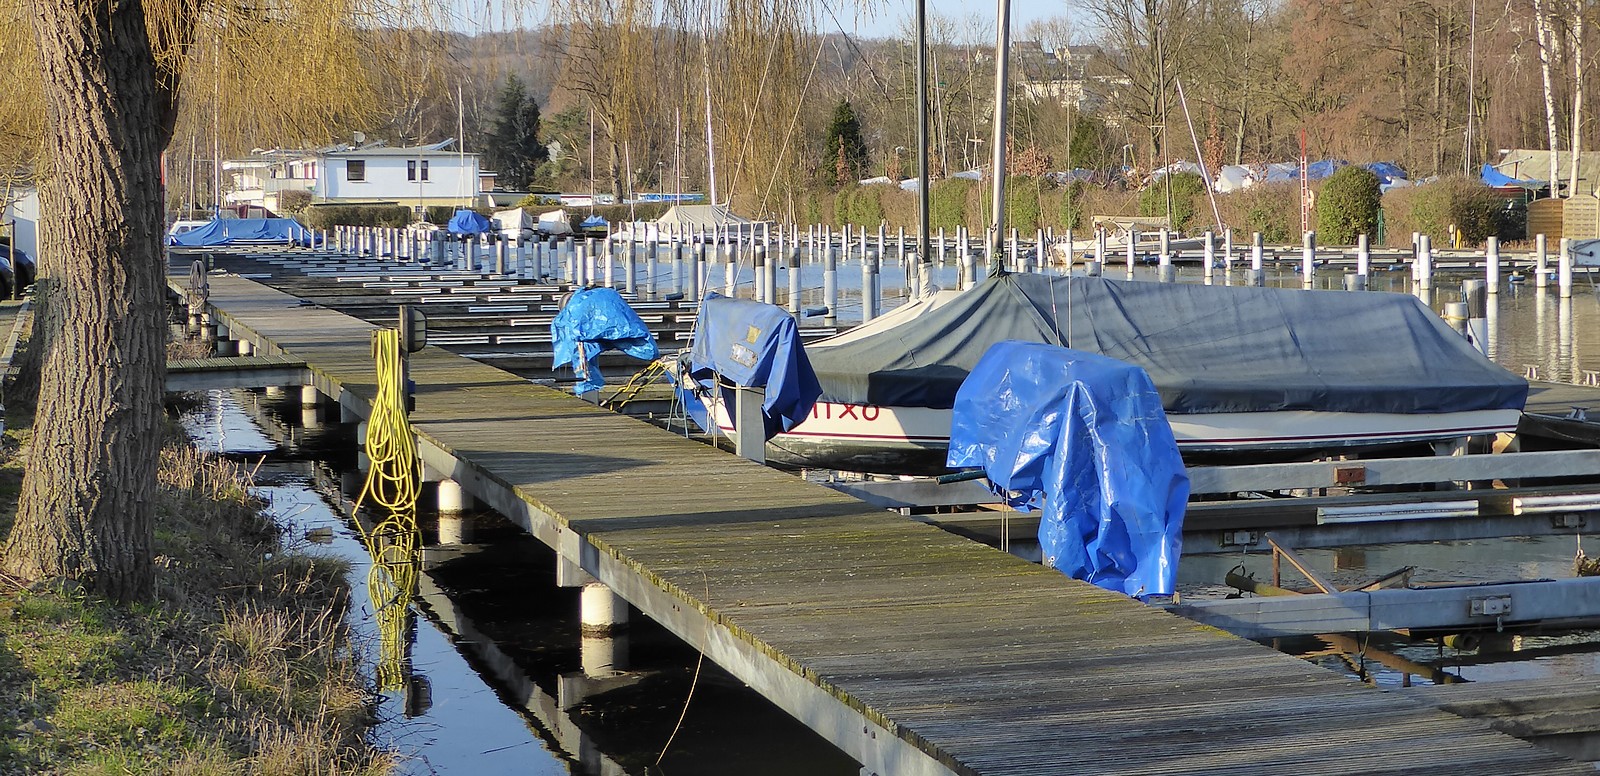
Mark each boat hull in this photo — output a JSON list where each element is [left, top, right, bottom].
[[701, 398, 1523, 475]]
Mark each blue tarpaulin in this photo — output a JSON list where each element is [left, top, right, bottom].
[[681, 293, 821, 438], [946, 341, 1189, 599], [167, 218, 315, 247], [1481, 163, 1543, 189], [551, 287, 659, 395], [1364, 162, 1409, 185], [446, 209, 492, 235], [1305, 159, 1349, 180]]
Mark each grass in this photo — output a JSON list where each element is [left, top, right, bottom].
[[0, 421, 396, 775]]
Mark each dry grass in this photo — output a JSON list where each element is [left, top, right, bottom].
[[0, 428, 396, 775]]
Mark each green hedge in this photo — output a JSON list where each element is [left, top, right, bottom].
[[1316, 166, 1381, 244], [1381, 177, 1511, 248], [930, 178, 975, 231], [302, 204, 414, 229]]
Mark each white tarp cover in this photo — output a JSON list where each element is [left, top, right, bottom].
[[537, 209, 573, 235], [654, 204, 755, 228]]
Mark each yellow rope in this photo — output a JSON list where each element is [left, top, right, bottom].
[[353, 328, 421, 693]]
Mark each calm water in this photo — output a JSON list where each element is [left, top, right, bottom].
[[175, 259, 1600, 769]]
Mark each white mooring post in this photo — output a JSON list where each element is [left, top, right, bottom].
[[1158, 229, 1175, 283], [1560, 237, 1574, 298], [1095, 227, 1107, 269], [788, 244, 802, 314], [823, 246, 838, 326], [1301, 231, 1316, 290], [579, 583, 630, 677], [1485, 236, 1501, 293], [860, 251, 878, 323], [1126, 229, 1137, 279], [1355, 233, 1370, 289], [1416, 234, 1433, 292], [1203, 231, 1216, 285], [1249, 232, 1265, 287], [1536, 233, 1550, 289]]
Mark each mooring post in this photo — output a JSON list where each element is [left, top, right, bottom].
[[1485, 236, 1500, 293], [213, 321, 236, 357], [1157, 229, 1175, 282], [464, 237, 478, 273], [1249, 232, 1265, 286], [1462, 278, 1489, 355], [301, 384, 320, 408], [1223, 227, 1235, 279], [1202, 231, 1215, 285], [579, 583, 630, 677], [1417, 234, 1434, 292], [788, 243, 802, 314], [691, 240, 705, 300], [754, 245, 769, 304], [435, 478, 472, 514], [937, 227, 946, 262], [1301, 230, 1317, 290], [1126, 228, 1138, 279], [496, 235, 509, 275], [823, 246, 839, 325], [1060, 228, 1073, 272], [1536, 233, 1550, 289], [1560, 237, 1574, 298], [1355, 233, 1370, 289], [1095, 226, 1106, 269], [861, 250, 878, 322], [671, 239, 684, 297]]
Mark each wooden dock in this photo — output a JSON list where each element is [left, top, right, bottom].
[[179, 272, 1591, 775]]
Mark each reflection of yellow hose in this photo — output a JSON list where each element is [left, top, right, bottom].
[[354, 328, 421, 693]]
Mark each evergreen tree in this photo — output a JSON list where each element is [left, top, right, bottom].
[[824, 99, 869, 187], [486, 75, 549, 191]]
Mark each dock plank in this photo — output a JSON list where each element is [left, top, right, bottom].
[[184, 271, 1590, 775]]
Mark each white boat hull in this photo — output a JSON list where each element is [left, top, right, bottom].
[[699, 397, 1522, 474]]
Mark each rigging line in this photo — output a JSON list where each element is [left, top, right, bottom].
[[757, 35, 829, 215], [725, 14, 788, 202]]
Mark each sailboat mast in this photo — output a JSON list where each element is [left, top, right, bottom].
[[915, 0, 930, 268], [986, 0, 1012, 277], [700, 2, 719, 206]]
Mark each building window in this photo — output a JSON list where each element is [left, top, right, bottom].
[[347, 159, 365, 182], [420, 160, 429, 181], [407, 160, 417, 181]]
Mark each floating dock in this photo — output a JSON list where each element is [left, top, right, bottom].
[[173, 269, 1592, 775]]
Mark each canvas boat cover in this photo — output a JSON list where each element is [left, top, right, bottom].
[[681, 294, 821, 438], [167, 218, 314, 247], [447, 209, 492, 235], [551, 287, 659, 395], [654, 204, 754, 228], [948, 342, 1188, 599], [807, 273, 1528, 416], [1481, 163, 1543, 189]]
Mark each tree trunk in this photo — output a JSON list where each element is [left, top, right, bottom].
[[1536, 0, 1562, 193], [1571, 10, 1585, 197], [0, 0, 170, 602]]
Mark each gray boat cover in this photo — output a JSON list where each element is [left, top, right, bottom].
[[808, 273, 1528, 415]]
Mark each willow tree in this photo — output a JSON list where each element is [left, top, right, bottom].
[[0, 0, 436, 601]]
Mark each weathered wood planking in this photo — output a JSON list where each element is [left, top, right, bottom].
[[183, 272, 1589, 775]]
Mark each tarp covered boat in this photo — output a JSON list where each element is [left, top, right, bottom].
[[736, 273, 1528, 474], [167, 218, 316, 247]]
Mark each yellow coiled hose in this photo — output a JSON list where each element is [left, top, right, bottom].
[[353, 328, 421, 693]]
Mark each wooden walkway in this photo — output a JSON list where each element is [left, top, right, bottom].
[[184, 272, 1590, 775]]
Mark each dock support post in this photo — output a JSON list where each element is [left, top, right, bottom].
[[1462, 279, 1488, 355], [734, 387, 767, 464], [1301, 231, 1316, 289], [213, 321, 236, 357], [861, 251, 878, 322], [1202, 231, 1215, 285], [1095, 227, 1106, 269], [237, 339, 253, 357], [754, 245, 768, 304], [579, 583, 629, 677], [1085, 260, 1101, 277], [1249, 232, 1265, 287], [1559, 237, 1574, 298], [496, 237, 509, 276], [436, 478, 472, 514], [692, 241, 705, 301], [301, 384, 320, 407], [671, 240, 684, 298], [1158, 229, 1175, 283]]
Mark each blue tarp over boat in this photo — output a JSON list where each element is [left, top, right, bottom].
[[447, 209, 492, 235], [551, 287, 658, 395], [167, 218, 315, 247], [552, 288, 657, 394], [947, 341, 1188, 599], [1481, 163, 1543, 189], [680, 294, 821, 438]]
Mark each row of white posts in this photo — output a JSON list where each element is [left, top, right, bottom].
[[317, 222, 1583, 325]]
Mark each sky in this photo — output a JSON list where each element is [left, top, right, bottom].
[[832, 0, 1079, 44]]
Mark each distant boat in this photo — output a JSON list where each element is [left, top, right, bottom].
[[683, 273, 1528, 475]]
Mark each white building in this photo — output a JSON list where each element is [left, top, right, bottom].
[[225, 139, 483, 214]]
